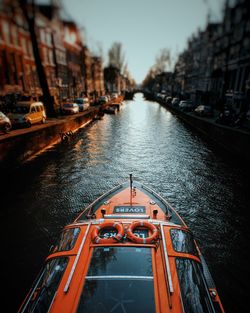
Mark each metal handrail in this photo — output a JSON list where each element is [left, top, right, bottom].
[[160, 223, 174, 294], [64, 222, 92, 293], [141, 184, 173, 217]]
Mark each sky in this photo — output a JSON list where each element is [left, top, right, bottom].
[[61, 0, 224, 83]]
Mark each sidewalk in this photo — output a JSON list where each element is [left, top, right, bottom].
[[0, 96, 125, 167], [160, 101, 250, 161], [0, 106, 99, 143], [0, 106, 100, 167], [188, 109, 250, 134]]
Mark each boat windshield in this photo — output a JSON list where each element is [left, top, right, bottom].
[[170, 229, 198, 256], [77, 247, 156, 313], [21, 257, 68, 313], [53, 227, 80, 252], [176, 258, 215, 313]]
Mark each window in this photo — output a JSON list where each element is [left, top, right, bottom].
[[0, 21, 3, 41], [170, 229, 198, 256], [22, 257, 68, 313], [2, 21, 10, 44], [40, 29, 45, 43], [28, 42, 33, 57], [9, 53, 18, 84], [46, 32, 52, 45], [12, 106, 29, 114], [49, 50, 54, 65], [53, 227, 80, 252], [77, 247, 156, 313], [176, 258, 214, 313], [12, 25, 19, 46]]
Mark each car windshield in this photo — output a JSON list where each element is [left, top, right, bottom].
[[75, 99, 83, 104], [12, 106, 29, 114]]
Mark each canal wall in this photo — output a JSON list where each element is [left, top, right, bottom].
[[162, 102, 250, 162], [0, 107, 99, 168]]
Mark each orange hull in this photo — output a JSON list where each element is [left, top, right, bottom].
[[18, 179, 225, 313]]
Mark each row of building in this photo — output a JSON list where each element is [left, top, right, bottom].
[[143, 0, 250, 114], [0, 1, 134, 112]]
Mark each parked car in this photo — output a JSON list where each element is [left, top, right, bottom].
[[8, 101, 46, 127], [156, 93, 166, 101], [62, 102, 79, 114], [98, 96, 109, 104], [194, 105, 213, 117], [216, 106, 236, 126], [74, 98, 90, 112], [164, 96, 172, 104], [171, 97, 180, 107], [179, 100, 195, 112], [0, 111, 12, 133], [111, 93, 118, 100]]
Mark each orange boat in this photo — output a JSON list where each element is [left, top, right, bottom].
[[18, 176, 225, 313]]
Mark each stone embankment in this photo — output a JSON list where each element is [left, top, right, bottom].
[[172, 107, 250, 161], [0, 95, 125, 169], [145, 93, 250, 162], [0, 106, 100, 168]]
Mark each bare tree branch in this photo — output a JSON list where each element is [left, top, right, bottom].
[[154, 48, 172, 74], [108, 42, 125, 71]]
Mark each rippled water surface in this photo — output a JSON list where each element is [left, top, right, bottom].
[[1, 93, 250, 312]]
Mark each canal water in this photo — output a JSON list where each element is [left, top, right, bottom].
[[1, 93, 250, 312]]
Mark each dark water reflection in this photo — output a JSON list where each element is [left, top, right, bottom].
[[1, 93, 250, 312]]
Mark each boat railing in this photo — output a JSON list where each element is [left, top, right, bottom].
[[74, 183, 125, 222], [64, 222, 92, 293], [103, 214, 150, 219], [200, 254, 216, 289], [160, 223, 174, 298], [73, 219, 180, 227], [141, 184, 173, 218]]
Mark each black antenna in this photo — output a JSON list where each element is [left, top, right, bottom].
[[129, 173, 133, 190], [129, 173, 133, 206]]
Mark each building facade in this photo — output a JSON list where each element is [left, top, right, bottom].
[[0, 1, 106, 112], [173, 0, 250, 112]]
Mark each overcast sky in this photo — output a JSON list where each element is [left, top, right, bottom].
[[61, 0, 224, 83]]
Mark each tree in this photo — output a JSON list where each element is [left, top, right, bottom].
[[18, 0, 56, 117], [154, 48, 172, 74], [142, 48, 174, 90], [108, 42, 125, 72], [142, 68, 156, 90]]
